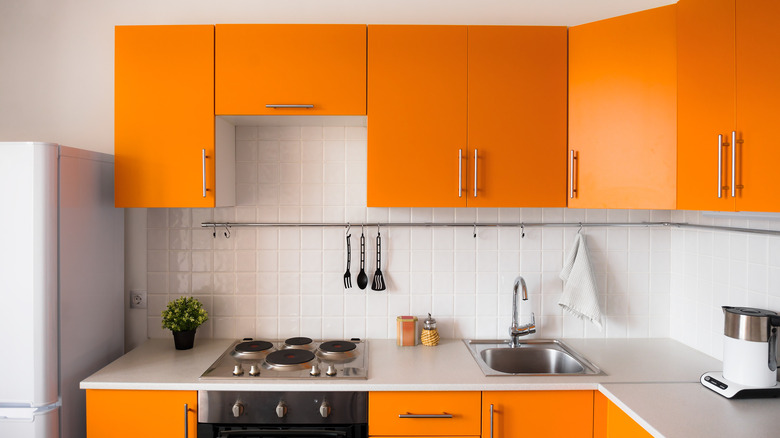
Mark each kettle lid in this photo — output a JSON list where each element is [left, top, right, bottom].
[[722, 306, 777, 317]]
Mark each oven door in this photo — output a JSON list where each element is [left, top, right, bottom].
[[197, 424, 367, 438]]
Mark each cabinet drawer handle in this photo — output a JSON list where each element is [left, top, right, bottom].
[[731, 130, 737, 198], [489, 404, 494, 438], [569, 150, 578, 199], [398, 413, 454, 419], [458, 149, 463, 198], [184, 403, 189, 438], [201, 149, 207, 198], [265, 104, 315, 109], [473, 149, 478, 198], [717, 134, 724, 199]]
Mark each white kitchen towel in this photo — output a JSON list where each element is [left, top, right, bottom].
[[558, 233, 603, 330]]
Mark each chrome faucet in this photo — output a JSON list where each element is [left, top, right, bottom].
[[509, 276, 536, 347]]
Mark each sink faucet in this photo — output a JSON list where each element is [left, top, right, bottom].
[[509, 276, 536, 347]]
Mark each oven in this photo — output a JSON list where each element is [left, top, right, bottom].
[[197, 391, 367, 438], [198, 338, 368, 438]]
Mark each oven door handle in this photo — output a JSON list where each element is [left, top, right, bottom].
[[218, 429, 348, 438]]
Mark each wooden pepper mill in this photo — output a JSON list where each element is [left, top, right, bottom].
[[421, 313, 440, 346]]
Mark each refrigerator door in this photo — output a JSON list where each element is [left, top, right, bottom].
[[0, 142, 59, 406], [0, 405, 59, 438], [59, 146, 124, 438]]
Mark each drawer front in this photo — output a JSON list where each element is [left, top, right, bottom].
[[369, 391, 480, 436]]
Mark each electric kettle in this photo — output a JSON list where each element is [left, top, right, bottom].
[[722, 306, 780, 388]]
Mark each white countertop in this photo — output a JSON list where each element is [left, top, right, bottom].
[[599, 383, 780, 438], [80, 338, 721, 391], [81, 337, 780, 437]]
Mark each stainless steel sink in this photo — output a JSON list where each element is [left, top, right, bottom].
[[464, 339, 601, 376]]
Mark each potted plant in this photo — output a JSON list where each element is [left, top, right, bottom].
[[161, 296, 208, 350]]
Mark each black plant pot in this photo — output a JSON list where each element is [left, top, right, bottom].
[[172, 329, 197, 350]]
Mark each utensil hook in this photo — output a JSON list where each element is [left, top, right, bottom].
[[521, 223, 525, 239], [578, 222, 583, 234], [377, 223, 381, 236], [473, 223, 477, 238], [346, 223, 351, 237], [212, 224, 217, 238], [224, 224, 231, 238]]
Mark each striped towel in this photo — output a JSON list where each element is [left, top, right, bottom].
[[559, 233, 603, 330]]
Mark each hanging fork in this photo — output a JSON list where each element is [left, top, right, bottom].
[[343, 224, 352, 288]]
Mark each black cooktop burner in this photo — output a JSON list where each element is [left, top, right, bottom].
[[319, 340, 357, 353], [285, 336, 313, 346], [235, 340, 273, 353], [266, 349, 316, 366]]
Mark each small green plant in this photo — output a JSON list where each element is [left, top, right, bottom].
[[161, 296, 208, 332]]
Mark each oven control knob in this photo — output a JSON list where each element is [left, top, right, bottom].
[[249, 364, 261, 376], [276, 401, 287, 418], [310, 364, 321, 376], [326, 364, 337, 376], [232, 364, 244, 376], [319, 401, 331, 418], [232, 401, 244, 418]]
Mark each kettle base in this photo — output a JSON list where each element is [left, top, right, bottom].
[[701, 371, 780, 399]]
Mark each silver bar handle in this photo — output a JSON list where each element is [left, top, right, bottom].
[[473, 149, 478, 197], [458, 149, 463, 198], [265, 104, 314, 108], [184, 403, 188, 438], [489, 404, 494, 438], [731, 131, 737, 198], [202, 149, 207, 198], [569, 150, 578, 199], [398, 413, 454, 419], [718, 134, 723, 199]]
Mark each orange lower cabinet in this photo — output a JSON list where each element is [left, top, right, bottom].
[[86, 389, 197, 438], [483, 391, 593, 438], [368, 391, 480, 437], [568, 5, 677, 209], [594, 392, 652, 438]]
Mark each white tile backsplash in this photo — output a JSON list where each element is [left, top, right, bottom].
[[142, 122, 773, 357]]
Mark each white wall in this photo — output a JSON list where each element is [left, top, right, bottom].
[[141, 121, 673, 346], [0, 0, 675, 153]]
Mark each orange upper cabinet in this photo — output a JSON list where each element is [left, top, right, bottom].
[[367, 25, 468, 208], [568, 5, 677, 209], [115, 25, 234, 208], [678, 0, 780, 212], [677, 0, 736, 211], [367, 25, 567, 208], [483, 391, 594, 438], [215, 24, 366, 115], [735, 0, 780, 212], [468, 26, 567, 208]]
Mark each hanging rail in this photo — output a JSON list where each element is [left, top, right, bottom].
[[200, 221, 780, 237]]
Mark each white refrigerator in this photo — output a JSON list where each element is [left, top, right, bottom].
[[0, 142, 124, 437]]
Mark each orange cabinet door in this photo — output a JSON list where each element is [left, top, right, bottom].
[[483, 391, 593, 437], [594, 392, 652, 438], [677, 0, 737, 211], [467, 26, 568, 208], [568, 6, 677, 209], [216, 24, 366, 116], [86, 389, 197, 437], [368, 391, 481, 436], [115, 25, 216, 208], [735, 0, 780, 212], [367, 25, 468, 207]]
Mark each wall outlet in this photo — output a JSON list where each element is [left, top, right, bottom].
[[130, 290, 147, 309]]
